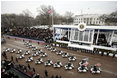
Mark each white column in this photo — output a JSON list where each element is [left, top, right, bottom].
[[53, 27, 55, 41], [91, 30, 95, 44], [73, 29, 75, 40], [78, 30, 80, 41], [110, 31, 114, 45], [83, 31, 85, 41], [88, 30, 90, 42], [96, 30, 100, 44], [68, 28, 69, 40], [70, 29, 72, 41]]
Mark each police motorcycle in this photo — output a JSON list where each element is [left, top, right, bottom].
[[64, 62, 74, 70], [5, 48, 10, 52], [24, 42, 29, 45], [17, 54, 24, 59], [79, 59, 88, 66], [28, 44, 33, 49], [16, 49, 22, 54], [51, 48, 57, 52], [40, 52, 47, 57], [90, 64, 101, 74], [37, 49, 42, 54], [10, 48, 16, 53], [32, 47, 38, 51], [78, 64, 88, 73], [35, 57, 43, 64], [32, 51, 39, 57], [24, 50, 30, 55], [44, 45, 50, 48], [44, 59, 53, 66], [53, 61, 63, 68], [68, 56, 76, 61], [62, 52, 69, 58], [56, 50, 63, 55], [26, 43, 31, 47], [26, 56, 33, 62], [47, 46, 53, 50]]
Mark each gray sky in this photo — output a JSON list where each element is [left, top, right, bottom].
[[1, 0, 117, 17]]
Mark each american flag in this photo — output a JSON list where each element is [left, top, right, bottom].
[[48, 10, 52, 14], [96, 63, 101, 66], [83, 62, 88, 66]]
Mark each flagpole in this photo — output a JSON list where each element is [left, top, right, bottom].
[[51, 6, 54, 41], [52, 6, 53, 27]]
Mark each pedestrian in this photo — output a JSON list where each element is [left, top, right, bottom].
[[112, 53, 116, 58], [101, 52, 104, 56], [23, 66, 27, 72], [5, 55, 7, 59], [30, 71, 33, 77], [11, 56, 13, 62], [56, 75, 58, 78], [44, 70, 48, 77], [23, 39, 25, 42], [33, 68, 35, 73], [38, 42, 40, 45], [2, 51, 6, 58], [51, 75, 54, 78], [28, 64, 31, 70], [16, 57, 18, 62]]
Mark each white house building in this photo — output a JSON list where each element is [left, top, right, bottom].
[[73, 14, 105, 25]]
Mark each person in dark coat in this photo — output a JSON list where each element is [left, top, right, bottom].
[[28, 64, 31, 70], [56, 75, 58, 78], [51, 75, 54, 78], [112, 53, 116, 58], [33, 68, 35, 73], [38, 42, 40, 45], [23, 39, 25, 42], [44, 70, 48, 77], [5, 55, 7, 59], [11, 56, 13, 61], [16, 57, 18, 62], [101, 52, 104, 56], [30, 71, 33, 77]]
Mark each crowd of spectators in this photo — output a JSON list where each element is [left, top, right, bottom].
[[2, 27, 53, 43], [1, 59, 62, 78], [1, 60, 19, 78]]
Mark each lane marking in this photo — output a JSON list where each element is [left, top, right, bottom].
[[68, 71, 74, 74], [63, 50, 88, 58], [7, 44, 28, 50], [102, 70, 117, 76], [14, 41, 24, 44]]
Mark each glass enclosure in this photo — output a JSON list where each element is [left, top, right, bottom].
[[70, 28, 94, 44], [54, 27, 117, 49]]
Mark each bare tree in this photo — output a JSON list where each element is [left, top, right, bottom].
[[64, 11, 74, 24], [1, 10, 35, 28], [36, 5, 53, 27], [100, 11, 117, 26]]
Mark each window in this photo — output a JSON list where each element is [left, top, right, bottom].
[[89, 30, 93, 42], [84, 30, 89, 41], [79, 31, 84, 41], [74, 30, 78, 40]]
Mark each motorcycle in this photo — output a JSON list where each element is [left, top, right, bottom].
[[53, 61, 63, 68], [68, 56, 76, 61], [62, 53, 69, 58], [65, 62, 74, 70], [35, 58, 43, 64], [44, 59, 53, 66]]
